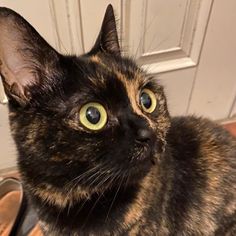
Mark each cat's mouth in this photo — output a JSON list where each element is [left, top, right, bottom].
[[131, 141, 156, 163], [123, 142, 156, 181]]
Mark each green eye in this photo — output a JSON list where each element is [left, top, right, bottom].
[[79, 102, 107, 130], [140, 89, 157, 113]]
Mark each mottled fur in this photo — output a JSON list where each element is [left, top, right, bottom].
[[0, 5, 236, 236]]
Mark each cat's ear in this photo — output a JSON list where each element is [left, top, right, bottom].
[[0, 7, 61, 106], [90, 4, 120, 56]]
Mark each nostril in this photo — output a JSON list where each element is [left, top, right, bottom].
[[136, 129, 153, 143]]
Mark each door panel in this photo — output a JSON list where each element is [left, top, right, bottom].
[[143, 0, 188, 53], [188, 0, 236, 120], [123, 0, 213, 74]]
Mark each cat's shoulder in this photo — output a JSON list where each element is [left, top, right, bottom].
[[167, 116, 236, 162], [169, 115, 235, 142]]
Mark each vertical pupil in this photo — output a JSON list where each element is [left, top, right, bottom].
[[141, 92, 152, 109], [86, 107, 101, 124]]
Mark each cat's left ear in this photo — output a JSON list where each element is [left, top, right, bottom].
[[89, 4, 120, 56]]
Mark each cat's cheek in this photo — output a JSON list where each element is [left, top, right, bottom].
[[153, 123, 170, 153]]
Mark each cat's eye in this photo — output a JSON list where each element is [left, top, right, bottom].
[[140, 89, 157, 113], [79, 102, 107, 130]]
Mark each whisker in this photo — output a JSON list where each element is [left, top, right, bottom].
[[105, 170, 124, 222], [75, 197, 90, 216], [66, 165, 101, 186], [81, 192, 104, 229]]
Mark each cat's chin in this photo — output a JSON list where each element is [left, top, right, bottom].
[[132, 142, 159, 165], [129, 157, 153, 179], [120, 151, 156, 186]]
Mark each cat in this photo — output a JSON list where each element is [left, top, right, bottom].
[[0, 4, 236, 236]]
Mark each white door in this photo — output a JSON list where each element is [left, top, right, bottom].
[[1, 0, 236, 168]]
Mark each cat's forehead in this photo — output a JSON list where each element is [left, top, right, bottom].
[[90, 55, 142, 77], [87, 54, 147, 86]]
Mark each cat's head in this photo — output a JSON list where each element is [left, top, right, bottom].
[[0, 5, 170, 206]]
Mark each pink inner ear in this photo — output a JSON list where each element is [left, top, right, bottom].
[[0, 7, 61, 106], [0, 18, 37, 101]]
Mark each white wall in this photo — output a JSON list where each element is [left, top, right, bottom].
[[0, 105, 17, 169]]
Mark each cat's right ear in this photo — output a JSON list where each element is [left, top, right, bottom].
[[89, 4, 120, 56], [0, 7, 61, 106]]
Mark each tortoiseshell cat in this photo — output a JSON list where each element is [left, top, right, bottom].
[[0, 5, 236, 236]]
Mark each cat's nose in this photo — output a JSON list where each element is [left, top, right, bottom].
[[136, 128, 154, 143]]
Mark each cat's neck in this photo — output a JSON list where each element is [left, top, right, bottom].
[[29, 165, 161, 234]]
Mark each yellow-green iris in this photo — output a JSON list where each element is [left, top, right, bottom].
[[79, 102, 107, 130], [140, 88, 157, 113]]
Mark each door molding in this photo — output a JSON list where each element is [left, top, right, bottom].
[[122, 0, 214, 74]]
